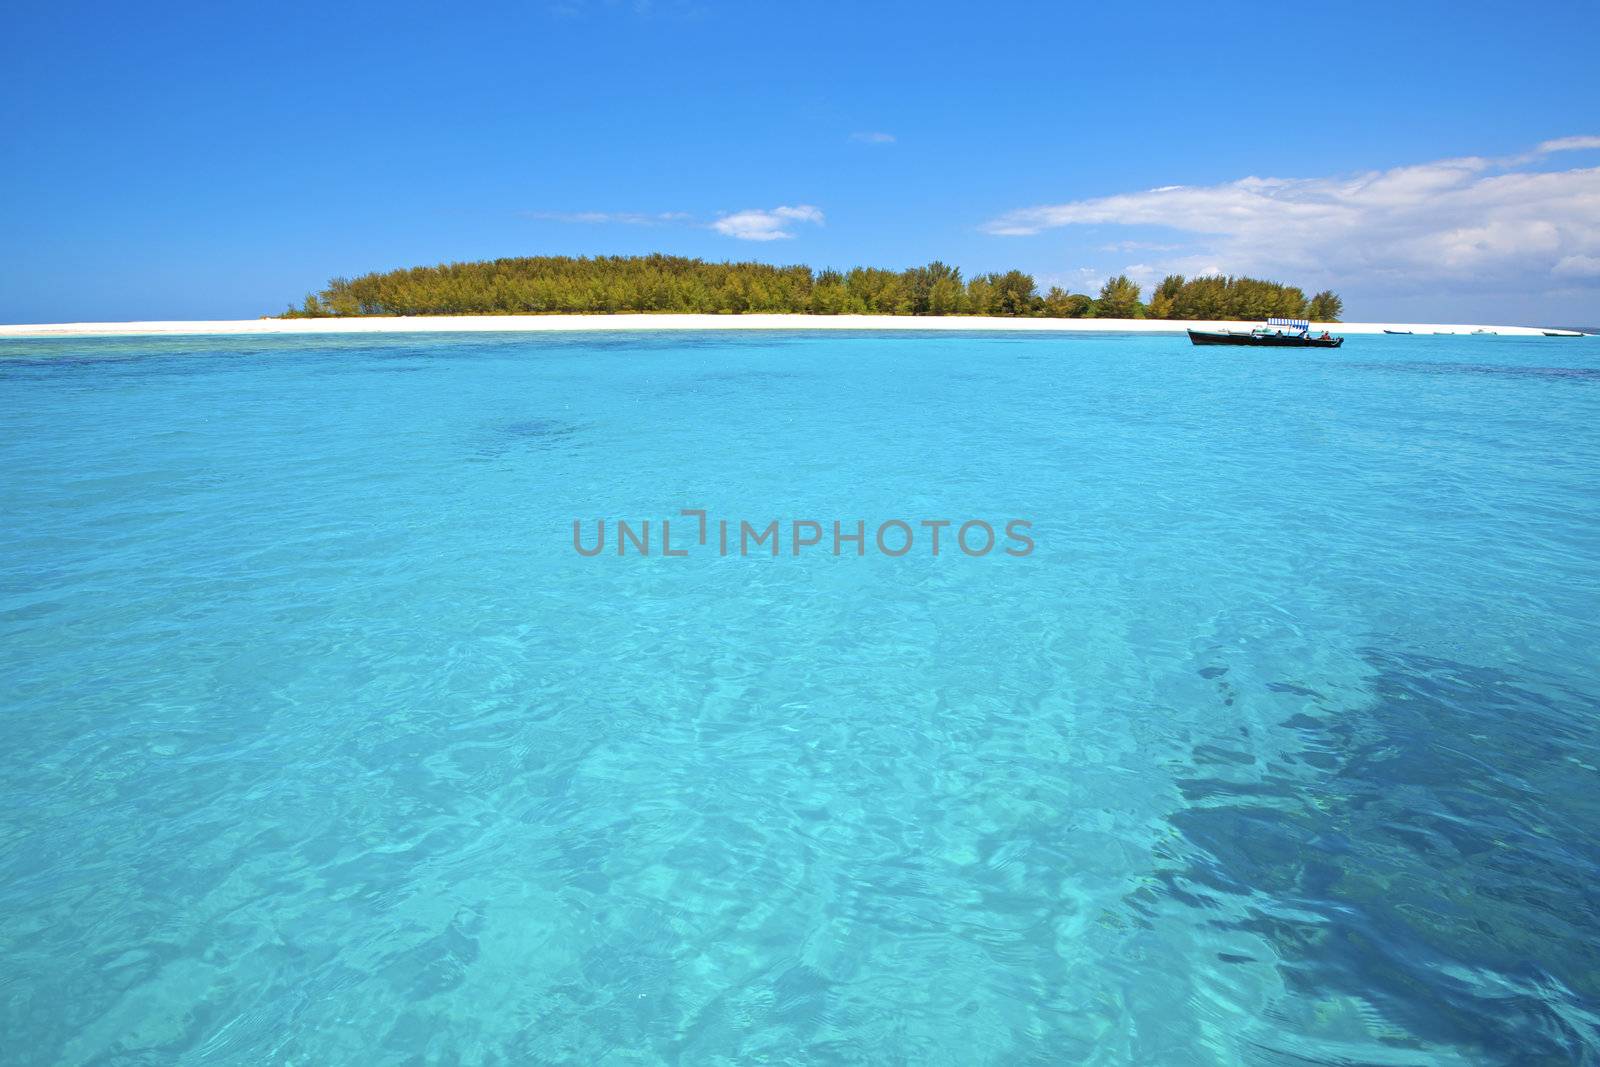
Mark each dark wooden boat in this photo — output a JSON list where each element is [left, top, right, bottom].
[[1188, 330, 1344, 347], [1189, 318, 1343, 348]]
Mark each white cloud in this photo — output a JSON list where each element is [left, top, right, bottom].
[[1537, 135, 1600, 154], [711, 205, 824, 241], [525, 205, 825, 242], [1554, 254, 1600, 278], [526, 211, 690, 225], [851, 132, 896, 144], [982, 138, 1600, 297], [1100, 240, 1182, 254]]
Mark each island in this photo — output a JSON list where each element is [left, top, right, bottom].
[[1, 256, 1587, 337], [276, 254, 1343, 322]]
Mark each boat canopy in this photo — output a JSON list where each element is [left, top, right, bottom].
[[1265, 317, 1310, 333]]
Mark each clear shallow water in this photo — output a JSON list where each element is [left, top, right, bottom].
[[1, 329, 1598, 1065]]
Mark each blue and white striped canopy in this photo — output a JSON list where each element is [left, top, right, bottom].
[[1266, 317, 1310, 330]]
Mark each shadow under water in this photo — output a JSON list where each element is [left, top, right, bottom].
[[1147, 649, 1600, 1062], [472, 417, 587, 460], [1343, 361, 1600, 383]]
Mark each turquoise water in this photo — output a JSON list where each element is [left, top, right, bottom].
[[2, 330, 1598, 1064]]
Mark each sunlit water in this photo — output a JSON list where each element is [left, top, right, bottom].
[[2, 330, 1598, 1064]]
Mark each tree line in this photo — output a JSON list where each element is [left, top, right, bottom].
[[281, 255, 1342, 321]]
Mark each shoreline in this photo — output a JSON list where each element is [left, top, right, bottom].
[[0, 313, 1585, 338]]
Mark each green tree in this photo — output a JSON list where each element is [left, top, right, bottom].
[[928, 275, 966, 315], [1308, 290, 1344, 322], [1095, 275, 1142, 319], [1165, 274, 1313, 321], [278, 255, 1330, 322], [966, 275, 997, 316], [1147, 274, 1184, 318], [283, 294, 327, 318], [810, 269, 852, 314], [1042, 287, 1093, 318], [992, 270, 1039, 316], [904, 260, 961, 315]]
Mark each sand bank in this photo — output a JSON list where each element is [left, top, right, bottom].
[[0, 314, 1584, 338]]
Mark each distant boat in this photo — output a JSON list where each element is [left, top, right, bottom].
[[1383, 329, 1413, 335], [1472, 329, 1497, 335], [1188, 317, 1343, 348], [1543, 330, 1583, 337]]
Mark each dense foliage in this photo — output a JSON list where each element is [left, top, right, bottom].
[[282, 255, 1341, 321]]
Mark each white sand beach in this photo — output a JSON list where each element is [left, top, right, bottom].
[[0, 314, 1585, 338]]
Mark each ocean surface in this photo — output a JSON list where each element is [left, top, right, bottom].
[[2, 330, 1598, 1065]]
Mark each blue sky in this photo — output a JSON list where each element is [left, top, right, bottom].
[[2, 0, 1597, 324]]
